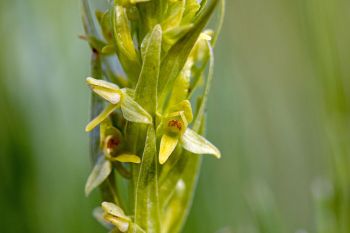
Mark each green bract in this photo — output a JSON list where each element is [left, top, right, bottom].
[[82, 0, 224, 232]]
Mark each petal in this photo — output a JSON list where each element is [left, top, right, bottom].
[[104, 214, 129, 232], [85, 104, 118, 132], [120, 94, 152, 124], [85, 157, 112, 196], [159, 134, 179, 164], [86, 77, 119, 90], [182, 128, 221, 158], [101, 202, 129, 220], [86, 77, 121, 104], [111, 154, 141, 163]]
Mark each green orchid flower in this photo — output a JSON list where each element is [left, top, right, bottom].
[[158, 100, 221, 164], [85, 77, 152, 132], [85, 121, 141, 196], [101, 202, 131, 232]]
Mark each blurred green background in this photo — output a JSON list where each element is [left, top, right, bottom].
[[1, 0, 349, 233]]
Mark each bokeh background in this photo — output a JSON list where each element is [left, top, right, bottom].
[[1, 0, 349, 233]]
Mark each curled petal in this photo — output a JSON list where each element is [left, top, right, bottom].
[[159, 134, 179, 164], [182, 128, 221, 158], [86, 77, 121, 104], [101, 202, 129, 221], [85, 104, 118, 132]]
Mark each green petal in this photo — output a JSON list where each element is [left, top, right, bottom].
[[85, 104, 118, 132], [159, 134, 179, 164], [101, 202, 129, 221], [120, 94, 152, 124], [86, 77, 121, 104], [104, 215, 129, 232], [181, 128, 221, 158], [111, 153, 141, 163], [85, 157, 112, 196]]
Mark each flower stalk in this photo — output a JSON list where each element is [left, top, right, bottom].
[[81, 0, 224, 232]]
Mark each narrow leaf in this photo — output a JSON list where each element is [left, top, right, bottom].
[[158, 0, 219, 100], [134, 24, 162, 116], [85, 156, 112, 196], [134, 127, 160, 232]]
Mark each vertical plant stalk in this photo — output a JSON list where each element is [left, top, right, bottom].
[[81, 0, 224, 232]]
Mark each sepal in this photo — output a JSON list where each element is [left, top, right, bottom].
[[85, 156, 112, 196], [182, 128, 221, 158]]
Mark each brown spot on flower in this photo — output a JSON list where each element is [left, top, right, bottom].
[[168, 120, 182, 131], [107, 137, 120, 149]]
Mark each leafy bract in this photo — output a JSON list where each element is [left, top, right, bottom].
[[120, 94, 152, 124]]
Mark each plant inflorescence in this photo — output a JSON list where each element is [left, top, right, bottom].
[[81, 0, 224, 232]]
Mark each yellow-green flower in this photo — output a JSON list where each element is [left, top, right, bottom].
[[159, 100, 221, 164], [101, 202, 131, 232], [85, 77, 152, 132], [85, 121, 140, 196]]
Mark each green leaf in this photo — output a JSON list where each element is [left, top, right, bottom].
[[159, 32, 218, 233], [158, 0, 219, 102], [85, 156, 112, 196], [134, 24, 162, 116], [134, 127, 160, 232], [120, 94, 152, 124], [182, 128, 221, 158], [113, 5, 141, 83]]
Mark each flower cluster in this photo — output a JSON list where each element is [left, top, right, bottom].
[[82, 0, 223, 232]]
